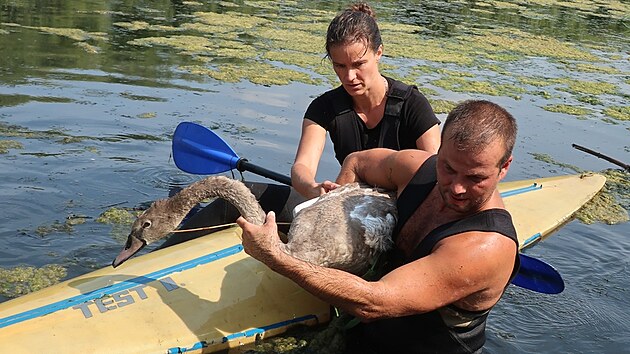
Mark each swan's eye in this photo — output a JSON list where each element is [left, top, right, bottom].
[[142, 221, 152, 229]]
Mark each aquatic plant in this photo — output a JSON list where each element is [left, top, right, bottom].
[[603, 106, 630, 121], [0, 265, 67, 298], [0, 140, 23, 154], [576, 169, 630, 225], [529, 154, 629, 225], [428, 99, 458, 115], [542, 104, 591, 117], [530, 153, 582, 173], [96, 207, 136, 225], [136, 112, 157, 119], [35, 221, 75, 236]]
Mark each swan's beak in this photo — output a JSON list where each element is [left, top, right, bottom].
[[112, 234, 146, 268]]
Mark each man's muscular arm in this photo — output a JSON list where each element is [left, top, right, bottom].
[[336, 148, 433, 194]]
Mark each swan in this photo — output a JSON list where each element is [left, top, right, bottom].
[[112, 176, 396, 274]]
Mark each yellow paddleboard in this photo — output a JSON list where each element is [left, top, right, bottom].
[[0, 228, 330, 353], [499, 173, 606, 249], [0, 173, 605, 353]]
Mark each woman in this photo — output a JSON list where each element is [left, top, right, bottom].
[[291, 2, 441, 199]]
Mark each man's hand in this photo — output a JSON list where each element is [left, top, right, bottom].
[[236, 211, 284, 265]]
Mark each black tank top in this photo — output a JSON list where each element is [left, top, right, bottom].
[[346, 155, 519, 354]]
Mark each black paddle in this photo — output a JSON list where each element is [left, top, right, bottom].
[[171, 122, 565, 294], [572, 143, 629, 171]]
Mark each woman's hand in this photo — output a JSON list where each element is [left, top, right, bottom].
[[319, 180, 341, 194]]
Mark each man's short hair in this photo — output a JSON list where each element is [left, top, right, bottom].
[[441, 100, 518, 166]]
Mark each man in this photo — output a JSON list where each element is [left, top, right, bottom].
[[236, 100, 519, 353]]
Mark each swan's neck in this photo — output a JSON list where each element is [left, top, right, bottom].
[[171, 176, 266, 225]]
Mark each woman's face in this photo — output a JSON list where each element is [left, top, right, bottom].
[[329, 41, 383, 97]]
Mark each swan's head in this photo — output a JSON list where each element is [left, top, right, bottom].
[[112, 199, 183, 268]]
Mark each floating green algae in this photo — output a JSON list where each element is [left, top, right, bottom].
[[75, 41, 100, 53], [113, 20, 150, 31], [263, 51, 324, 71], [71, 0, 627, 107], [530, 152, 583, 173], [120, 92, 168, 102], [517, 76, 555, 88], [523, 0, 629, 20], [417, 87, 439, 97], [431, 76, 526, 99], [575, 170, 629, 225], [255, 27, 323, 55], [464, 28, 599, 62], [384, 34, 475, 66], [136, 112, 157, 119], [0, 93, 74, 108], [96, 207, 136, 225], [529, 151, 629, 224], [603, 106, 630, 121], [576, 190, 629, 225], [0, 264, 67, 298], [542, 104, 591, 117], [246, 316, 349, 354], [128, 35, 215, 54], [0, 140, 23, 153], [6, 24, 107, 53], [568, 63, 621, 75], [36, 26, 106, 42], [35, 220, 76, 236], [249, 336, 308, 353], [3, 0, 625, 108], [526, 156, 629, 225], [97, 208, 139, 242], [599, 169, 630, 211], [194, 10, 271, 30], [183, 62, 319, 86], [575, 95, 602, 106], [217, 1, 238, 7], [556, 79, 618, 96], [429, 99, 458, 115]]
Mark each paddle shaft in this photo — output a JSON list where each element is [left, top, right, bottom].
[[573, 143, 629, 171], [237, 159, 292, 186]]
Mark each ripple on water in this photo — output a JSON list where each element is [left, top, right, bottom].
[[128, 166, 203, 198]]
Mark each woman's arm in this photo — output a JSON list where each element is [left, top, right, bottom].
[[415, 124, 441, 154], [291, 119, 331, 199]]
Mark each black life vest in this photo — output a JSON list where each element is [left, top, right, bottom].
[[328, 80, 415, 164]]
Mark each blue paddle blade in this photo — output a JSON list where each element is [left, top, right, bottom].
[[172, 122, 241, 175], [512, 253, 565, 294]]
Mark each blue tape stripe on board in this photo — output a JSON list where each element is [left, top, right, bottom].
[[522, 233, 542, 248], [223, 314, 319, 342], [0, 244, 243, 329], [167, 341, 208, 353], [500, 183, 542, 198], [167, 315, 319, 353]]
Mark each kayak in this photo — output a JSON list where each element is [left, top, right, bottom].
[[0, 173, 606, 353], [498, 173, 606, 249]]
